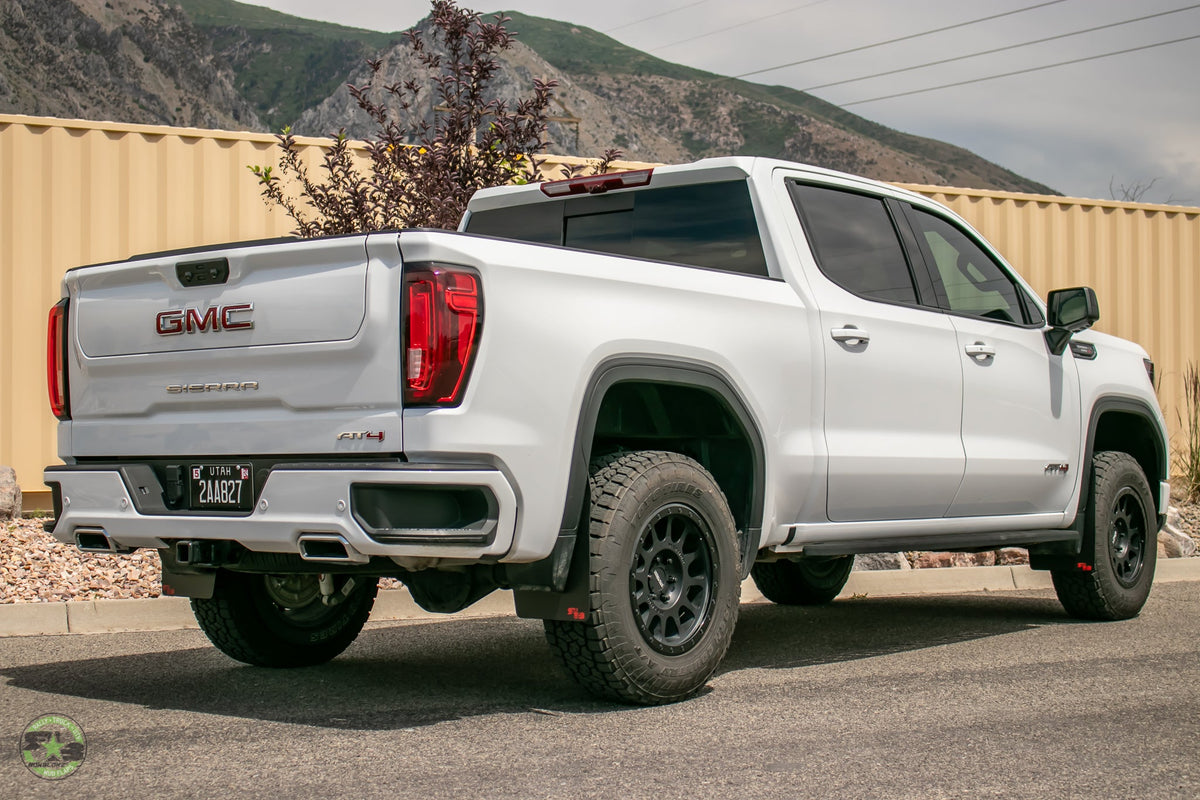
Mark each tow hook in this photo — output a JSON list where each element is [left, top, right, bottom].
[[318, 574, 356, 606]]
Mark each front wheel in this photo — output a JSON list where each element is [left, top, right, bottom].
[[544, 451, 741, 705], [1052, 451, 1157, 621], [192, 571, 378, 667]]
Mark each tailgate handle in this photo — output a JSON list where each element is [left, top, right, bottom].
[[177, 257, 229, 287]]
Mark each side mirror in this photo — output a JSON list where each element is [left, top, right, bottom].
[[1045, 287, 1100, 356]]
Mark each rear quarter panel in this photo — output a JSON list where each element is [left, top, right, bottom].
[[396, 230, 819, 561]]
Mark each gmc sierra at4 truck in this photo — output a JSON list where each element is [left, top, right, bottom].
[[44, 157, 1168, 704]]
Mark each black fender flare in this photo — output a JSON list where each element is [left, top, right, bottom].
[[1079, 395, 1168, 515], [511, 355, 766, 620]]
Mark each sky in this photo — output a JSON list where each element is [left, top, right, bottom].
[[251, 0, 1200, 205]]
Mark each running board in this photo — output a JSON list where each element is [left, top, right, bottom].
[[778, 529, 1080, 558]]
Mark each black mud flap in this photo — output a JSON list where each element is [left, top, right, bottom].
[[511, 529, 591, 622], [159, 547, 217, 599], [161, 568, 217, 599], [1029, 522, 1089, 572]]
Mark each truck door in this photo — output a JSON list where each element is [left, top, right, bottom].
[[899, 204, 1082, 516], [788, 181, 966, 522]]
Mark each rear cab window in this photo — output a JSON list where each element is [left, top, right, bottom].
[[464, 179, 770, 277]]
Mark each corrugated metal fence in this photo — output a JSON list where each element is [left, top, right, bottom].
[[3, 114, 1198, 503]]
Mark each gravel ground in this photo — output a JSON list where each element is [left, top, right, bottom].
[[4, 503, 1200, 604], [2, 516, 162, 603]]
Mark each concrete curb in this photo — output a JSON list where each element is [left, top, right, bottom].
[[3, 559, 1199, 637]]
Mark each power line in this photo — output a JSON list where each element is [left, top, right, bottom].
[[840, 33, 1200, 105], [648, 0, 837, 53], [604, 1, 708, 34], [733, 0, 1071, 80], [802, 3, 1200, 92]]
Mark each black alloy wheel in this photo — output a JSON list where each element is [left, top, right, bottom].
[[1108, 486, 1148, 587], [630, 503, 716, 656]]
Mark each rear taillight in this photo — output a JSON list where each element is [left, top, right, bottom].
[[403, 264, 482, 407], [47, 298, 70, 420]]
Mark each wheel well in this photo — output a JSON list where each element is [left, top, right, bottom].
[[1092, 409, 1164, 492], [591, 380, 758, 539]]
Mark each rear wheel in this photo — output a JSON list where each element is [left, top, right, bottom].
[[1052, 451, 1157, 620], [192, 571, 377, 667], [751, 555, 853, 605], [543, 451, 741, 705]]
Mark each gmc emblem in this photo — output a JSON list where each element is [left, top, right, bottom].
[[156, 303, 254, 335]]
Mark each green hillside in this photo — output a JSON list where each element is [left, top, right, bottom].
[[173, 0, 404, 130], [173, 0, 400, 46]]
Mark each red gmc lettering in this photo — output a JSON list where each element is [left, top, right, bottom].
[[155, 303, 254, 336]]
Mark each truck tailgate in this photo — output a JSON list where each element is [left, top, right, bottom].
[[62, 235, 405, 457]]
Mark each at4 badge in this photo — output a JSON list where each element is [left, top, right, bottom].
[[20, 714, 86, 780]]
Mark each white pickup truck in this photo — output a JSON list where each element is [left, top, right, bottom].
[[44, 157, 1168, 704]]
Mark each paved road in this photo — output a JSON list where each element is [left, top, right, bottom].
[[2, 583, 1198, 799]]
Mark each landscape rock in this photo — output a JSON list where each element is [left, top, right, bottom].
[[0, 466, 20, 520], [853, 552, 910, 571], [1159, 525, 1197, 558], [995, 547, 1030, 565], [911, 551, 997, 569], [1168, 505, 1183, 530]]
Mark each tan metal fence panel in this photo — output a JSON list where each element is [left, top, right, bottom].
[[3, 114, 1199, 502]]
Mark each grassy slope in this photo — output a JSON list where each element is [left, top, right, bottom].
[[173, 0, 403, 130], [500, 11, 1055, 193], [173, 0, 401, 46]]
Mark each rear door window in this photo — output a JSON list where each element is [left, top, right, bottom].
[[788, 182, 922, 305]]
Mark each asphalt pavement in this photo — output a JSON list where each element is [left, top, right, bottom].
[[1, 575, 1198, 798]]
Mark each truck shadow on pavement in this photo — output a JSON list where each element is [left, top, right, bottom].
[[1, 592, 1070, 730]]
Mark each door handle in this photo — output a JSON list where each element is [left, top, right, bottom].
[[965, 342, 995, 359], [831, 327, 870, 345]]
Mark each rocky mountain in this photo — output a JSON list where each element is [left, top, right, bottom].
[[0, 0, 259, 129], [0, 0, 1056, 194]]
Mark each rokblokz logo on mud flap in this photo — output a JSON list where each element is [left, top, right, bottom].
[[19, 714, 86, 780]]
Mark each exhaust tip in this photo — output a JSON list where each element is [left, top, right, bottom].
[[298, 534, 368, 564], [75, 527, 131, 554]]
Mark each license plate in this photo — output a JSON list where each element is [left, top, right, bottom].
[[189, 464, 253, 511]]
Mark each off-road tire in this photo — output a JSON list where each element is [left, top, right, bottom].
[[192, 571, 378, 667], [1052, 451, 1157, 621], [544, 450, 741, 705], [751, 555, 854, 605]]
